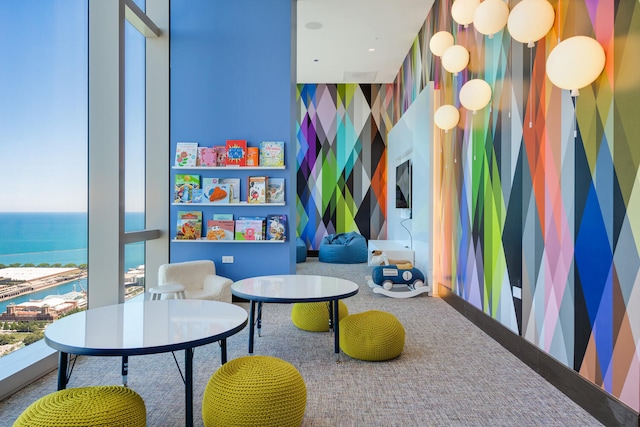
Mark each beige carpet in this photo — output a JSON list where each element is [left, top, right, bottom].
[[0, 258, 602, 426]]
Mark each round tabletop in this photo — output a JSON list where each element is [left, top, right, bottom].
[[44, 299, 248, 356], [231, 274, 359, 303], [148, 283, 186, 294]]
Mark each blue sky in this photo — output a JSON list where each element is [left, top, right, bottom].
[[0, 0, 145, 213]]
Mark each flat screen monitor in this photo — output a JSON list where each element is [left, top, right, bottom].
[[395, 159, 411, 209]]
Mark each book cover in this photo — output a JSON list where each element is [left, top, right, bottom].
[[220, 177, 241, 203], [259, 141, 285, 167], [266, 214, 288, 241], [175, 142, 198, 167], [174, 174, 200, 203], [202, 178, 230, 204], [225, 139, 247, 167], [246, 147, 259, 166], [247, 176, 267, 204], [197, 147, 217, 166], [235, 218, 265, 240], [266, 177, 285, 203], [213, 213, 234, 220], [206, 219, 234, 240], [214, 146, 227, 166], [192, 188, 205, 203], [176, 210, 202, 240]]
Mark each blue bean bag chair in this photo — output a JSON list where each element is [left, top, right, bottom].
[[296, 237, 307, 263], [318, 232, 368, 264]]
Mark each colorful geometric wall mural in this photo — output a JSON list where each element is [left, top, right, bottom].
[[296, 0, 639, 415], [296, 84, 394, 250]]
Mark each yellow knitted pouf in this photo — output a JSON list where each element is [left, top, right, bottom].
[[202, 355, 306, 427], [13, 385, 146, 427], [291, 300, 348, 332], [339, 310, 405, 361]]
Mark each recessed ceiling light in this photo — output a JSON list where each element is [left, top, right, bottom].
[[368, 48, 376, 52], [305, 21, 322, 30]]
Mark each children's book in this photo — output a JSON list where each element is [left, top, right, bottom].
[[225, 140, 247, 167], [235, 218, 265, 240], [206, 219, 235, 240], [197, 147, 217, 166], [247, 176, 267, 204], [266, 214, 288, 241], [176, 210, 202, 240], [246, 147, 259, 166], [174, 174, 200, 203], [220, 178, 241, 203], [213, 213, 234, 220], [175, 142, 198, 167], [259, 141, 285, 167], [192, 188, 205, 203], [202, 178, 231, 204], [266, 178, 285, 203], [214, 146, 227, 166]]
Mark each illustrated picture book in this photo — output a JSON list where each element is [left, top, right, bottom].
[[206, 219, 234, 240], [266, 214, 287, 241], [266, 177, 285, 203], [235, 218, 265, 240], [246, 147, 259, 166], [174, 174, 201, 203], [225, 139, 247, 167], [214, 146, 227, 166], [247, 176, 267, 204], [197, 147, 217, 166], [202, 178, 231, 204], [176, 210, 202, 240], [259, 141, 284, 167], [175, 142, 198, 167], [220, 177, 240, 203], [213, 213, 234, 220]]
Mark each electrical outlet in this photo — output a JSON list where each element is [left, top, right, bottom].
[[222, 256, 234, 264]]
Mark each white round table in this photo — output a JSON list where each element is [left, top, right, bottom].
[[148, 283, 186, 300]]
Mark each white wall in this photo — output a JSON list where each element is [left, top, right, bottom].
[[387, 84, 434, 286]]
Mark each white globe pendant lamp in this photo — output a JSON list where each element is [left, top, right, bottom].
[[546, 36, 605, 96], [473, 0, 509, 38], [459, 79, 492, 112], [434, 105, 460, 131], [452, 0, 480, 28], [441, 45, 469, 75], [429, 31, 454, 57], [507, 0, 555, 47]]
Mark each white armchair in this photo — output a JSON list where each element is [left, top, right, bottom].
[[157, 260, 232, 302]]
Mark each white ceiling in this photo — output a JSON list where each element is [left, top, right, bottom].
[[296, 0, 435, 84]]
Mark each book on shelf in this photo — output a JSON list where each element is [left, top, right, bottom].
[[176, 210, 202, 240], [235, 218, 266, 240], [259, 141, 284, 167], [266, 214, 288, 241], [202, 178, 231, 204], [175, 142, 198, 167], [174, 174, 201, 203], [206, 219, 234, 240], [246, 147, 259, 166], [213, 213, 234, 220], [247, 176, 267, 204], [214, 146, 227, 166], [225, 139, 247, 166], [266, 177, 285, 203], [220, 177, 240, 203], [192, 188, 205, 203], [197, 147, 217, 166]]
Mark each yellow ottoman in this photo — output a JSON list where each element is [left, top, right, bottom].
[[339, 310, 405, 361], [291, 300, 348, 332], [202, 355, 306, 427], [13, 385, 146, 427]]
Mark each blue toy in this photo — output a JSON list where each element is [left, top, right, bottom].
[[366, 265, 430, 298]]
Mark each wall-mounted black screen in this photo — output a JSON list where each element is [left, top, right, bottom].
[[395, 159, 411, 209]]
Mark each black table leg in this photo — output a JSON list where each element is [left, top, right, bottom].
[[248, 300, 255, 353], [333, 299, 340, 353], [220, 338, 227, 364], [257, 301, 263, 337], [121, 355, 128, 386], [57, 352, 68, 390], [185, 348, 193, 427]]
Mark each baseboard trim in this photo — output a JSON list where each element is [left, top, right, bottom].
[[439, 287, 640, 427]]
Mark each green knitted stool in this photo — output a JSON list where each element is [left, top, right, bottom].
[[13, 385, 146, 427], [291, 300, 348, 332], [339, 310, 405, 361], [202, 355, 306, 427]]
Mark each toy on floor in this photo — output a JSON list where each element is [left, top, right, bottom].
[[366, 264, 430, 298], [368, 250, 412, 268]]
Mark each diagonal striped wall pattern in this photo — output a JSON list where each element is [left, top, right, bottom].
[[296, 84, 393, 250], [389, 0, 640, 414]]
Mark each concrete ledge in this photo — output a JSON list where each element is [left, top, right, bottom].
[[0, 340, 58, 401]]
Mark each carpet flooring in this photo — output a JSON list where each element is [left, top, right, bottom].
[[0, 258, 602, 426]]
